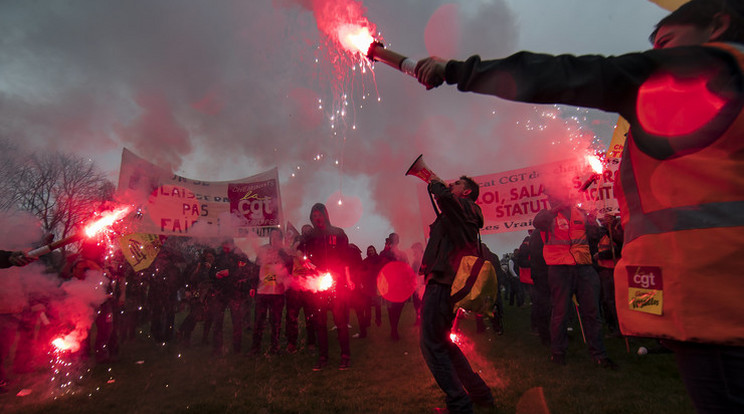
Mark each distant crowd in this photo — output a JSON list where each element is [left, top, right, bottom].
[[0, 207, 623, 392]]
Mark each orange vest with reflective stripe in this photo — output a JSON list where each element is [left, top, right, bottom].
[[614, 43, 744, 345], [542, 207, 592, 266], [596, 234, 616, 269]]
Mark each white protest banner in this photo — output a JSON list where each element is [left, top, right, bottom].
[[117, 148, 282, 238], [423, 158, 621, 236]]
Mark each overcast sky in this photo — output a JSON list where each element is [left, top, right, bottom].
[[0, 0, 668, 253]]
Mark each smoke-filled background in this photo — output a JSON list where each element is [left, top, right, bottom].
[[0, 0, 666, 254]]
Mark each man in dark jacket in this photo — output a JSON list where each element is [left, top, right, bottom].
[[529, 229, 551, 347], [208, 240, 252, 356], [419, 175, 493, 414], [360, 245, 384, 328], [298, 203, 352, 371]]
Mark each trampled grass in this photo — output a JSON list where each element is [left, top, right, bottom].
[[0, 301, 694, 413]]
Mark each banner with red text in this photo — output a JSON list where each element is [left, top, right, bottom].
[[117, 148, 282, 238], [421, 159, 620, 236]]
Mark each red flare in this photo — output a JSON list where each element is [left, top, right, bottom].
[[52, 335, 80, 353], [338, 24, 375, 56], [84, 206, 133, 238], [585, 154, 603, 175], [301, 272, 335, 293]]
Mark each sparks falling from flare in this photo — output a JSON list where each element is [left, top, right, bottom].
[[28, 204, 135, 258], [311, 0, 377, 60], [84, 206, 133, 238], [304, 0, 381, 196]]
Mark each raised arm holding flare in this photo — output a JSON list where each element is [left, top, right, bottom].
[[415, 1, 744, 412]]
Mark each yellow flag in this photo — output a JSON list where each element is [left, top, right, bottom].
[[648, 0, 689, 12], [119, 233, 163, 271], [606, 116, 629, 159]]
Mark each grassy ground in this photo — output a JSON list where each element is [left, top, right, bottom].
[[1, 301, 695, 414]]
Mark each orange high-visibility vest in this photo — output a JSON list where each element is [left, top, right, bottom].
[[614, 43, 744, 345], [541, 207, 592, 266], [596, 234, 617, 269]]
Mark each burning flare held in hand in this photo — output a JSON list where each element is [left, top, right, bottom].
[[27, 205, 133, 258], [580, 154, 605, 192], [336, 23, 417, 77], [302, 271, 335, 293], [312, 0, 418, 79], [52, 335, 81, 353]]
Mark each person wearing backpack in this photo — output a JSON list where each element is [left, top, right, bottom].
[[419, 175, 494, 414]]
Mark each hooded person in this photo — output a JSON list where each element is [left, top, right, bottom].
[[297, 203, 352, 371]]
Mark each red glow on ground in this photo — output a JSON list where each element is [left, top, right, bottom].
[[637, 72, 726, 136], [377, 261, 416, 303], [84, 206, 132, 238], [449, 332, 461, 344]]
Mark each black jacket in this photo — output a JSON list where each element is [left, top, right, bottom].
[[421, 181, 483, 285], [298, 203, 350, 288]]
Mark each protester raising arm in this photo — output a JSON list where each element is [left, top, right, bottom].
[[416, 2, 744, 412], [415, 47, 743, 125]]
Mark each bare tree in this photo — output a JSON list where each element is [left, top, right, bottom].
[[15, 151, 114, 241]]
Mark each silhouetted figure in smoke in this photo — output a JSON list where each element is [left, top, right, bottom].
[[250, 228, 291, 355], [529, 228, 551, 347], [477, 243, 504, 335], [121, 259, 149, 343], [360, 245, 383, 328], [208, 240, 252, 356], [410, 242, 424, 326], [379, 232, 410, 341], [346, 243, 369, 339], [595, 215, 622, 336], [285, 224, 317, 353], [146, 247, 182, 344], [179, 248, 216, 346], [298, 203, 352, 371]]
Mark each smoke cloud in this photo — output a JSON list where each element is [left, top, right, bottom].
[[0, 211, 109, 356], [0, 0, 665, 254]]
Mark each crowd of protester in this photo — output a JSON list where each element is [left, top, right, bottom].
[[0, 203, 629, 396]]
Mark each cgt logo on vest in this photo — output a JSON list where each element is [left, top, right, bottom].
[[626, 266, 663, 315]]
